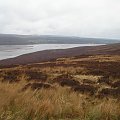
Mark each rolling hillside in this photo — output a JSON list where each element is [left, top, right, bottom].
[[0, 34, 120, 45]]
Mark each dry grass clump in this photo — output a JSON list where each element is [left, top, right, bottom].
[[0, 82, 85, 119], [0, 81, 120, 120], [86, 99, 120, 120], [41, 66, 87, 75], [89, 55, 120, 62], [74, 75, 100, 82]]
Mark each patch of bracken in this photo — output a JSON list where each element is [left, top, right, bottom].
[[24, 70, 47, 82], [111, 80, 120, 88], [1, 70, 21, 83], [22, 83, 52, 91], [98, 87, 120, 98], [87, 69, 105, 76], [97, 76, 110, 85], [53, 74, 80, 87], [72, 84, 97, 95]]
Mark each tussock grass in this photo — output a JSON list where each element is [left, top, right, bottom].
[[0, 55, 120, 120], [74, 75, 100, 82], [0, 81, 120, 120], [40, 66, 86, 75]]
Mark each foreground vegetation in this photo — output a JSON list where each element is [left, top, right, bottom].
[[0, 55, 120, 120]]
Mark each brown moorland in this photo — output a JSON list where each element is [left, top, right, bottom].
[[0, 53, 120, 120]]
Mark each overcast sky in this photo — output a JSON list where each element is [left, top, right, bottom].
[[0, 0, 120, 39]]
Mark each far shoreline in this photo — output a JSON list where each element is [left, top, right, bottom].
[[0, 44, 104, 60]]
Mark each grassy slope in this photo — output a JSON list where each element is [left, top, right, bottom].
[[0, 55, 120, 120]]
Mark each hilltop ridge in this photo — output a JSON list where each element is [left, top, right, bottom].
[[0, 34, 119, 45]]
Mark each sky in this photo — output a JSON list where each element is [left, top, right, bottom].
[[0, 0, 120, 39]]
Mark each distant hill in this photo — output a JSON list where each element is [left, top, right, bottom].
[[0, 43, 120, 66], [0, 34, 120, 45]]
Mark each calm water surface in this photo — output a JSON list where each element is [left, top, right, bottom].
[[0, 44, 103, 60]]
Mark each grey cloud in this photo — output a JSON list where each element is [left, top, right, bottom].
[[0, 0, 120, 39]]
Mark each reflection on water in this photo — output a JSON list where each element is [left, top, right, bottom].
[[0, 44, 103, 60]]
